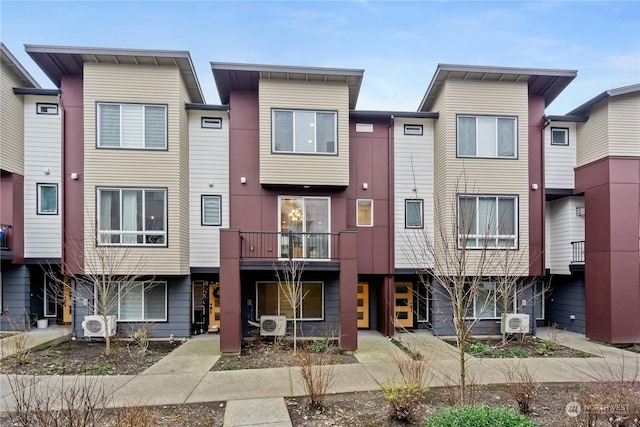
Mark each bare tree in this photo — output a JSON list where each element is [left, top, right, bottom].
[[274, 259, 307, 354]]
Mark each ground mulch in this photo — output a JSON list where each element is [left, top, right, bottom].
[[442, 336, 596, 358]]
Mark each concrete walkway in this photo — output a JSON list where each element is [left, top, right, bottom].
[[1, 327, 639, 426]]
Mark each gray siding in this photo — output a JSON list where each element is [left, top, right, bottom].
[[546, 274, 585, 334], [0, 264, 31, 331]]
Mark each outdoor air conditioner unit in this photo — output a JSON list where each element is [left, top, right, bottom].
[[260, 315, 287, 337], [501, 314, 530, 334], [82, 315, 117, 338]]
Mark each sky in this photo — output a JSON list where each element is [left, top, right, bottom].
[[1, 1, 639, 115]]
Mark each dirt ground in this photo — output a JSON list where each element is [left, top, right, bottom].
[[441, 335, 596, 359]]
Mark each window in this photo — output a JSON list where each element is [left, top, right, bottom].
[[108, 282, 167, 321], [202, 117, 222, 129], [458, 195, 518, 249], [356, 199, 373, 227], [405, 199, 423, 228], [457, 115, 517, 158], [404, 124, 423, 136], [37, 183, 58, 215], [37, 103, 58, 115], [201, 195, 222, 226], [471, 282, 498, 319], [279, 196, 330, 259], [97, 188, 166, 246], [534, 281, 545, 320], [272, 109, 337, 154], [44, 278, 58, 317], [551, 127, 569, 146], [256, 282, 323, 320], [356, 123, 373, 133], [97, 103, 167, 149]]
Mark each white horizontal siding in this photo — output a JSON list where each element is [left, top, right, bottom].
[[545, 196, 584, 274], [394, 118, 434, 269], [23, 95, 62, 258], [189, 110, 229, 268], [544, 122, 576, 189]]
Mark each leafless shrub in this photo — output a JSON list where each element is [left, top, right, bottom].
[[296, 350, 335, 410], [4, 311, 34, 364], [126, 323, 151, 360], [546, 322, 567, 347], [503, 361, 539, 414], [439, 367, 479, 406], [394, 349, 429, 387], [381, 351, 430, 422], [5, 374, 38, 426], [111, 404, 160, 427]]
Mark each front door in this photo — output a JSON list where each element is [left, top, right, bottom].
[[394, 282, 414, 328], [209, 282, 221, 332], [357, 282, 369, 329]]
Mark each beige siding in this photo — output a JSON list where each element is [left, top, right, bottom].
[[0, 61, 25, 174], [83, 63, 189, 275], [259, 80, 349, 186], [394, 118, 434, 269], [189, 110, 229, 267], [545, 122, 576, 189], [23, 95, 62, 258], [432, 79, 530, 275], [545, 196, 584, 275], [609, 93, 640, 157], [177, 77, 191, 272], [576, 102, 609, 167]]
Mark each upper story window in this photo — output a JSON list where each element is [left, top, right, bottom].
[[458, 195, 518, 249], [37, 103, 58, 115], [405, 199, 423, 228], [37, 183, 58, 215], [97, 103, 167, 149], [356, 199, 373, 227], [97, 187, 167, 246], [201, 195, 222, 226], [457, 115, 517, 158], [272, 109, 337, 154], [202, 117, 222, 129], [279, 196, 330, 259], [551, 127, 569, 146], [404, 124, 423, 136]]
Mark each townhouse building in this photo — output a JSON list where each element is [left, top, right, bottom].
[[1, 42, 638, 349]]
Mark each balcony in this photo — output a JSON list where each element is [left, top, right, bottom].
[[571, 240, 584, 264], [240, 231, 340, 261], [0, 224, 11, 251]]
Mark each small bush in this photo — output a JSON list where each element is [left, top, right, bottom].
[[495, 347, 528, 358], [469, 342, 491, 356], [426, 405, 536, 427], [221, 363, 242, 371], [381, 380, 427, 422], [534, 339, 556, 356], [297, 350, 335, 410], [503, 362, 539, 414], [309, 340, 328, 353]]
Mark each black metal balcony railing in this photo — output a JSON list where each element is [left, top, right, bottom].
[[240, 231, 340, 261], [0, 224, 11, 250], [571, 240, 585, 263]]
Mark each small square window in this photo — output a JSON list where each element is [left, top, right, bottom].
[[405, 199, 424, 228], [202, 117, 222, 129], [37, 103, 58, 115], [551, 128, 569, 146], [356, 123, 373, 133], [202, 195, 222, 226], [356, 199, 373, 227], [404, 124, 423, 136], [37, 183, 58, 215]]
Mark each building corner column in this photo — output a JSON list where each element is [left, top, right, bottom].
[[219, 228, 242, 354], [339, 230, 358, 351]]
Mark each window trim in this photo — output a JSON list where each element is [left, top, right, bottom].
[[271, 108, 338, 155], [356, 199, 374, 227], [44, 277, 57, 317], [201, 117, 223, 129], [456, 114, 518, 159], [255, 281, 324, 321], [457, 194, 519, 250], [404, 199, 424, 229], [468, 281, 499, 320], [37, 183, 58, 215], [103, 281, 168, 322], [201, 195, 222, 226], [36, 103, 59, 115], [96, 102, 168, 150], [404, 124, 423, 136], [278, 196, 331, 260], [550, 127, 569, 146], [96, 187, 168, 247]]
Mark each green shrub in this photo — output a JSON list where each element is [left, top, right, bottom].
[[535, 341, 555, 356], [495, 347, 528, 358], [309, 340, 328, 353], [468, 342, 491, 356], [426, 405, 535, 427], [381, 380, 427, 422], [221, 363, 242, 371]]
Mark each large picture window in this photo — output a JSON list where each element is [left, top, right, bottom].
[[98, 103, 167, 149], [256, 282, 323, 320], [458, 195, 517, 249], [272, 109, 337, 154], [107, 282, 167, 321], [457, 115, 516, 158], [97, 188, 166, 246], [279, 196, 330, 259]]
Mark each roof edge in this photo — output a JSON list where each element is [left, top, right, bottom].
[[1, 43, 40, 88], [25, 44, 192, 59], [545, 114, 588, 123], [567, 83, 640, 116], [350, 110, 438, 119], [13, 87, 60, 96], [210, 61, 364, 77], [185, 103, 229, 111]]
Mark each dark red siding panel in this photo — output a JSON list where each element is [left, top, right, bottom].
[[339, 231, 358, 350], [0, 173, 24, 262], [528, 96, 545, 276], [219, 229, 242, 353]]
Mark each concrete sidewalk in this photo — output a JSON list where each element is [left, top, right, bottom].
[[1, 328, 639, 426]]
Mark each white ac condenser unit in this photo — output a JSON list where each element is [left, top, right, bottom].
[[82, 315, 117, 338], [501, 314, 530, 334], [259, 315, 287, 337]]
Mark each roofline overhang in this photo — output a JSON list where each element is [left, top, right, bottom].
[[567, 83, 640, 116], [350, 110, 438, 120], [185, 103, 229, 111], [210, 61, 364, 77], [1, 43, 40, 88], [13, 87, 60, 96], [545, 114, 588, 123]]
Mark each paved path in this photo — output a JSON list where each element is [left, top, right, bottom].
[[1, 327, 638, 426]]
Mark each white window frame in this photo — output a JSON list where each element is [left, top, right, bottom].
[[416, 281, 429, 323], [201, 117, 222, 129], [457, 195, 518, 249], [107, 281, 167, 322], [534, 281, 545, 320], [44, 277, 57, 317], [37, 183, 58, 215], [97, 102, 167, 149], [201, 195, 222, 226], [468, 281, 499, 319], [356, 199, 373, 227], [97, 187, 167, 246], [37, 103, 58, 115], [405, 199, 424, 229], [457, 115, 517, 159], [404, 124, 423, 136], [278, 196, 331, 260], [255, 281, 324, 321], [550, 127, 569, 146], [272, 109, 338, 155]]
